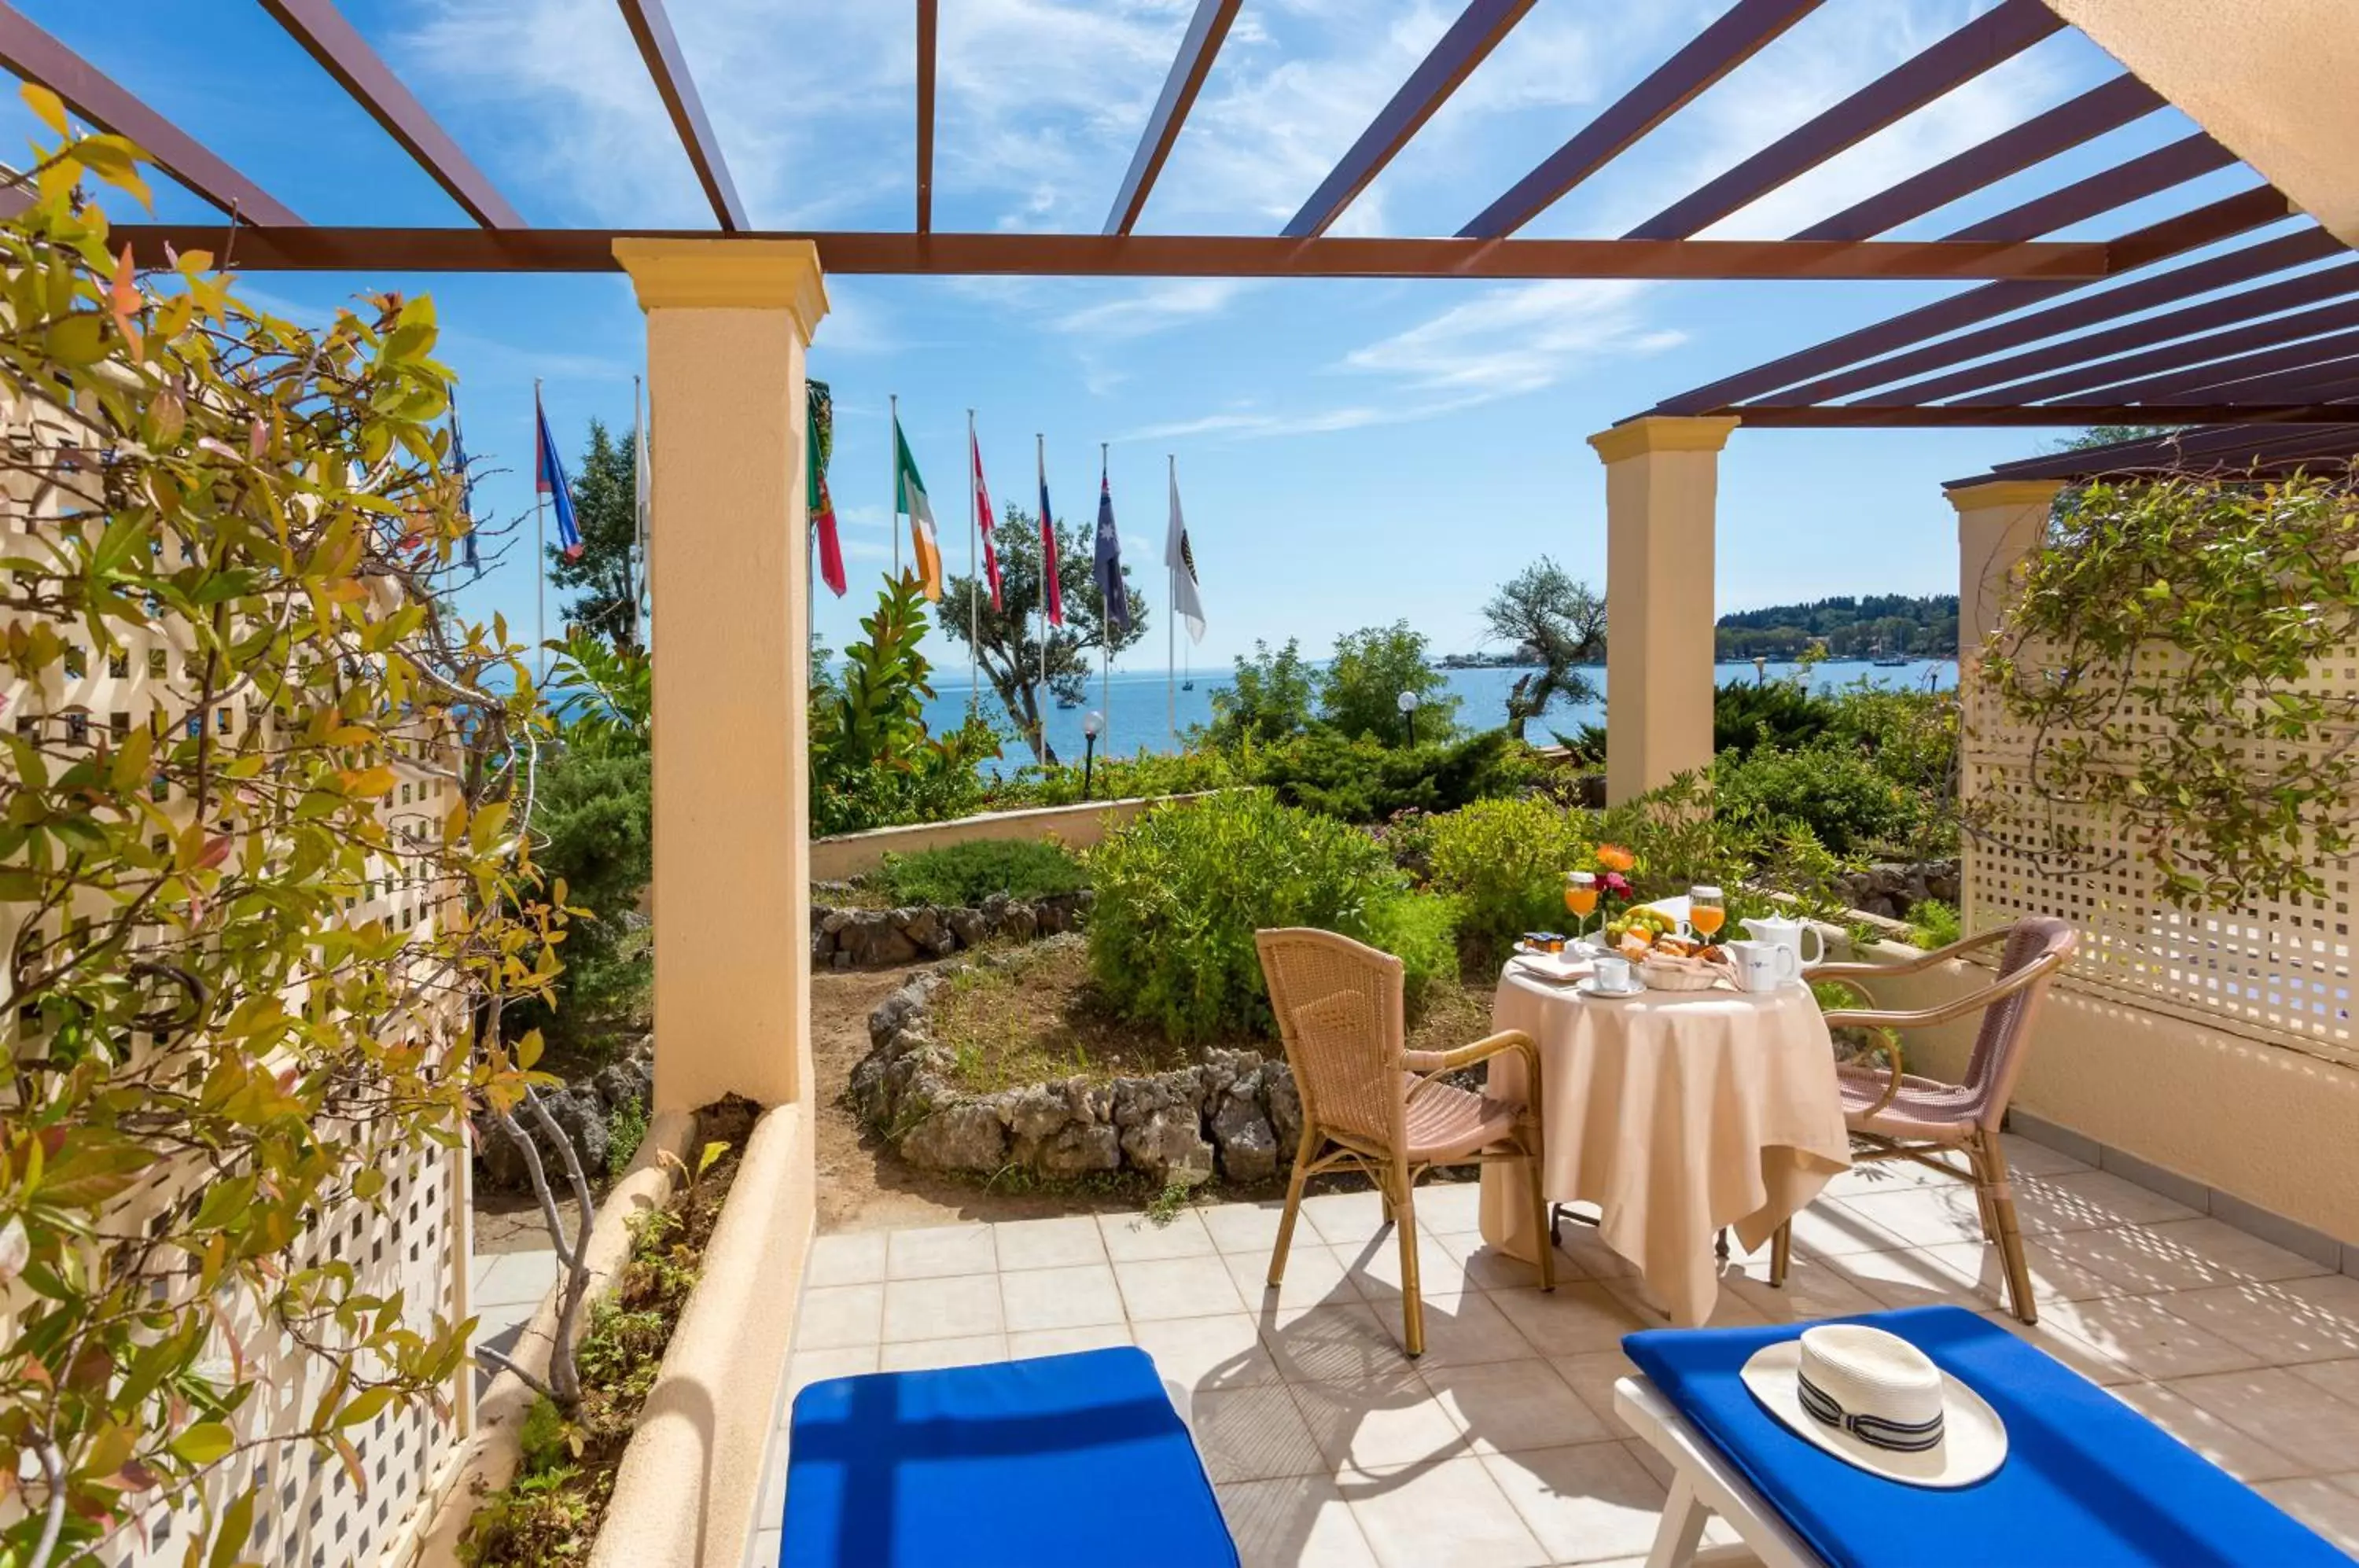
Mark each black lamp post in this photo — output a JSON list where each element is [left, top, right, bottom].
[[1082, 709, 1104, 799], [1397, 689, 1419, 749]]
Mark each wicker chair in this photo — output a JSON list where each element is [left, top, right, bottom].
[[1795, 916, 2077, 1325], [1253, 927, 1553, 1358]]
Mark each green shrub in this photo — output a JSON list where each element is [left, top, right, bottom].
[[878, 837, 1088, 906], [996, 742, 1253, 808], [1424, 796, 1592, 960], [1714, 680, 1833, 756], [607, 1095, 649, 1173], [1086, 790, 1415, 1043], [1713, 745, 1926, 857], [1319, 622, 1461, 744], [1906, 898, 1962, 951], [1363, 892, 1463, 1009], [1257, 728, 1541, 823], [525, 746, 654, 1047]]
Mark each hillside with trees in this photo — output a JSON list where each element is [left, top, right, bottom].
[[1715, 594, 1959, 659]]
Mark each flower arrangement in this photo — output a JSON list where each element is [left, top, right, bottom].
[[1592, 842, 1637, 905]]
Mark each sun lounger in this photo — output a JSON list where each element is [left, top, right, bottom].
[[781, 1346, 1239, 1567], [1615, 1305, 2347, 1568]]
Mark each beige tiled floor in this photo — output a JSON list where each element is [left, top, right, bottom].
[[752, 1136, 2359, 1567]]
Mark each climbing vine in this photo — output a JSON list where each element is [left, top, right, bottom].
[[1974, 468, 2359, 907]]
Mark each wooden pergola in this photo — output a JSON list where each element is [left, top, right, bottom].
[[6, 0, 2353, 429]]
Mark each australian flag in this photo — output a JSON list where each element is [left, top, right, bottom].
[[535, 393, 583, 560], [1094, 459, 1128, 636]]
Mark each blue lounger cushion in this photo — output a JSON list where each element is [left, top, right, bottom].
[[782, 1346, 1240, 1568], [1624, 1305, 2346, 1568]]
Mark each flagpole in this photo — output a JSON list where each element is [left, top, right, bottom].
[[1167, 452, 1177, 750], [1099, 442, 1111, 724], [889, 392, 902, 580], [534, 377, 547, 683], [966, 408, 979, 718], [634, 373, 650, 651], [1035, 432, 1049, 765]]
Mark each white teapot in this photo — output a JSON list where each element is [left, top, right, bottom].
[[1739, 914, 1826, 972]]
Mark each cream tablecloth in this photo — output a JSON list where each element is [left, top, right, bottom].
[[1478, 964, 1849, 1327]]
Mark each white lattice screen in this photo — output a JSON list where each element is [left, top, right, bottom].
[[101, 1139, 467, 1568], [1963, 659, 2357, 1069]]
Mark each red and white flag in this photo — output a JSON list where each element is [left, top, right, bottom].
[[971, 426, 1003, 610]]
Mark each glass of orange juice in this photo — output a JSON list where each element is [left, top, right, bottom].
[[1690, 884, 1726, 944], [1566, 871, 1599, 941]]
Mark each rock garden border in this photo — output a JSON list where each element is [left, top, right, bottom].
[[811, 887, 1093, 969], [848, 937, 1295, 1187]]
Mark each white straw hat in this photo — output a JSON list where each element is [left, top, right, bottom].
[[1739, 1323, 2007, 1489]]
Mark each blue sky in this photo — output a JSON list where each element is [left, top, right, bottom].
[[12, 0, 2302, 666]]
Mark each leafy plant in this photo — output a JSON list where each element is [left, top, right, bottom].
[[544, 626, 651, 756], [1713, 679, 1832, 756], [607, 1095, 650, 1172], [1319, 621, 1459, 745], [1480, 558, 1606, 740], [519, 746, 653, 1047], [1978, 470, 2359, 907], [877, 837, 1087, 906], [811, 572, 1001, 834], [1086, 790, 1416, 1042], [1906, 898, 1963, 951], [1423, 797, 1592, 960], [1714, 744, 1929, 858], [0, 105, 556, 1566], [1204, 637, 1318, 747], [1256, 728, 1540, 823]]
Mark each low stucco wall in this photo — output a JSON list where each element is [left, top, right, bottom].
[[1857, 944, 2359, 1247], [590, 1102, 813, 1568], [808, 792, 1216, 882]]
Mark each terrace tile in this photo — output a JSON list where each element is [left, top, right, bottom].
[[1345, 1456, 1549, 1568]]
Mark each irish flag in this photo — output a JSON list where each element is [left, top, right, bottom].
[[893, 413, 944, 600]]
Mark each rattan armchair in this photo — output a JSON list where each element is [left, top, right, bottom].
[[1798, 916, 2077, 1324], [1253, 927, 1553, 1357]]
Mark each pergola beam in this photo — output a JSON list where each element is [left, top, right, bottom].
[[1626, 0, 2064, 240], [1794, 74, 2161, 241], [1285, 0, 1535, 239], [2129, 335, 2359, 402], [259, 0, 523, 229], [1460, 0, 1823, 240], [0, 3, 300, 225], [1956, 296, 2359, 407], [1844, 258, 2359, 406], [1104, 0, 1242, 237], [916, 0, 938, 234], [1943, 131, 2233, 242], [106, 225, 2113, 280], [1728, 401, 2353, 427], [1658, 186, 2306, 412], [1980, 421, 2359, 479], [616, 0, 745, 231]]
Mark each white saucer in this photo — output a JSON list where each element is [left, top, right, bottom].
[[1575, 977, 1645, 1001]]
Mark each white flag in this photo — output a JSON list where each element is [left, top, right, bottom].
[[1166, 466, 1206, 643]]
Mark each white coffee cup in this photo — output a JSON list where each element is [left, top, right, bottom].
[[1724, 939, 1800, 993], [1592, 955, 1640, 994]]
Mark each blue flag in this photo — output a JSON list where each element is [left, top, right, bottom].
[[1095, 459, 1128, 636], [450, 399, 479, 571], [535, 393, 583, 560]]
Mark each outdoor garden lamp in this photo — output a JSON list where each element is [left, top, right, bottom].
[[1397, 688, 1420, 747], [1083, 709, 1105, 799]]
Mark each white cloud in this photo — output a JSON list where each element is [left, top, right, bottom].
[[1053, 279, 1259, 339], [1343, 280, 1686, 399]]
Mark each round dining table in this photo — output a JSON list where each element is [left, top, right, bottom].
[[1477, 959, 1851, 1327]]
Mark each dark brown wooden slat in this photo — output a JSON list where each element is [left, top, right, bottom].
[[2081, 329, 2359, 403], [1656, 186, 2305, 413], [1845, 259, 2359, 405], [1956, 297, 2359, 406], [259, 0, 522, 229], [916, 0, 937, 234], [1729, 401, 2350, 427], [107, 225, 2110, 279], [1980, 421, 2359, 478], [1457, 0, 1825, 240], [1627, 0, 2065, 241], [1794, 74, 2160, 241], [0, 3, 300, 224], [1104, 0, 1242, 237], [2158, 362, 2359, 406], [1285, 0, 1536, 239], [616, 0, 745, 231], [1943, 132, 2235, 242]]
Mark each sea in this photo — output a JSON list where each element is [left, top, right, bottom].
[[907, 657, 1960, 769]]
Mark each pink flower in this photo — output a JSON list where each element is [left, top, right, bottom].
[[1599, 872, 1634, 900]]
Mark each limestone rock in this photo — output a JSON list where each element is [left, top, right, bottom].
[[1211, 1078, 1279, 1183], [901, 1102, 1008, 1172], [947, 907, 988, 948], [1023, 1121, 1120, 1177], [1264, 1061, 1303, 1157]]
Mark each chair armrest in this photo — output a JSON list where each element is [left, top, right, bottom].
[[1824, 1015, 1907, 1117], [1816, 926, 2012, 981], [1404, 1029, 1535, 1076]]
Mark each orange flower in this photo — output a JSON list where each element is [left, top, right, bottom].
[[1594, 843, 1635, 874]]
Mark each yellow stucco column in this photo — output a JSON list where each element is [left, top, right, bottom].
[[613, 239, 828, 1114], [1949, 479, 2061, 679], [1589, 415, 1739, 804]]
